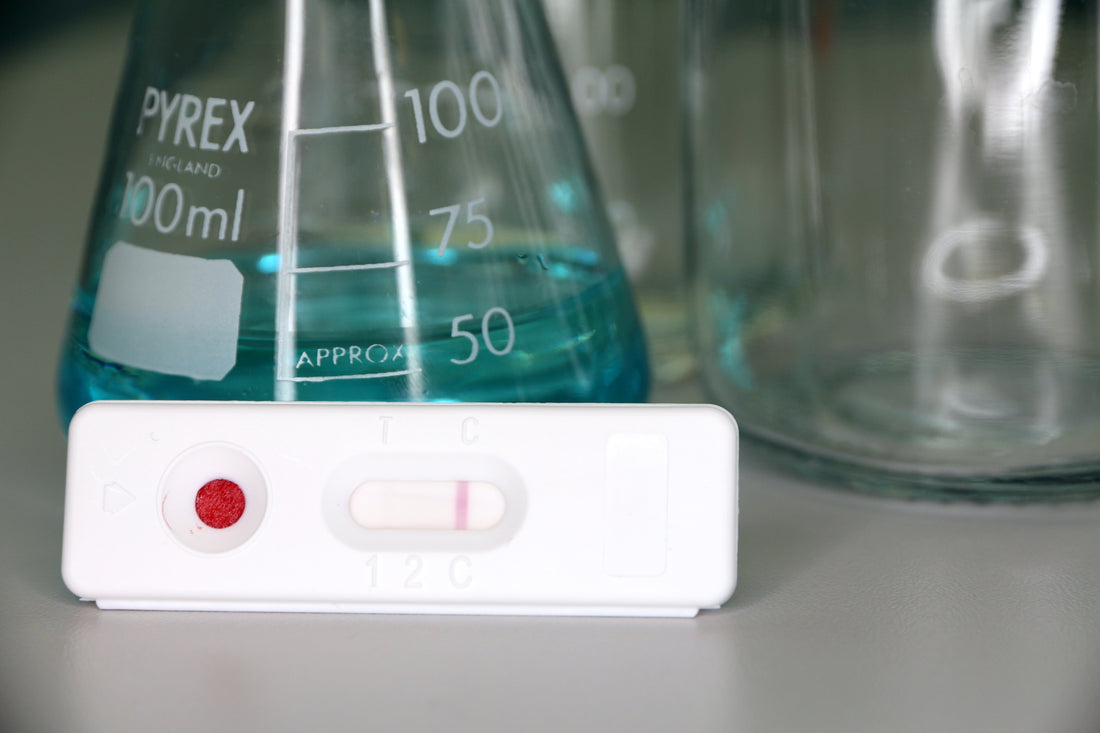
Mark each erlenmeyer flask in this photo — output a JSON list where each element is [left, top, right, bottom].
[[57, 0, 648, 426], [543, 0, 691, 386]]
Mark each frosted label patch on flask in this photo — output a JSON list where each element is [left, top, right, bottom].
[[88, 241, 243, 380]]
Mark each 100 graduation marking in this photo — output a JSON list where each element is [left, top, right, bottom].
[[404, 71, 503, 143]]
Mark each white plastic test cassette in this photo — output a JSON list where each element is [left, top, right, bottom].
[[63, 401, 738, 617]]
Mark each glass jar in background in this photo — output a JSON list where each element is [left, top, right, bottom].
[[686, 0, 1099, 499], [544, 0, 693, 386]]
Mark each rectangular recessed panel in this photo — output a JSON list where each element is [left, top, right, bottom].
[[604, 433, 669, 577]]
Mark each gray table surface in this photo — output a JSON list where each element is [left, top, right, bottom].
[[3, 11, 1100, 733]]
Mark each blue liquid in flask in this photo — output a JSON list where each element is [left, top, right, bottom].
[[58, 239, 648, 426]]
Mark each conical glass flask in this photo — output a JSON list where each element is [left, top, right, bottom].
[[58, 0, 648, 426], [543, 0, 691, 387]]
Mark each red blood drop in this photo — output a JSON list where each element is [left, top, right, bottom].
[[195, 479, 246, 529]]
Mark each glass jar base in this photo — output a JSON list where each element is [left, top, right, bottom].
[[744, 431, 1100, 503], [707, 347, 1100, 502]]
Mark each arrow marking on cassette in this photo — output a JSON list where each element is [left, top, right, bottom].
[[103, 483, 136, 515]]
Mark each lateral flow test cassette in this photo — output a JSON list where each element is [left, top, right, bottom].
[[62, 402, 738, 617]]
